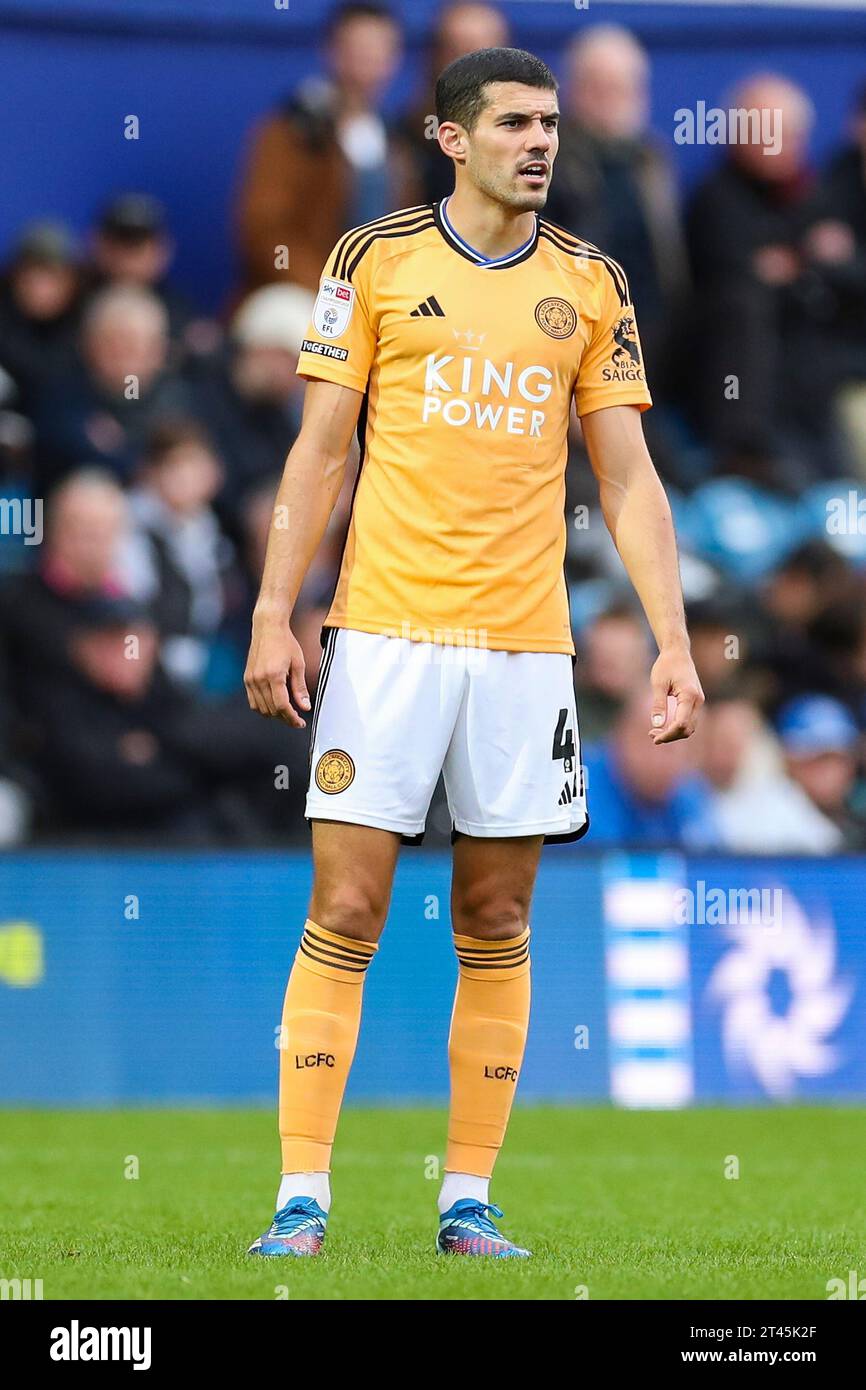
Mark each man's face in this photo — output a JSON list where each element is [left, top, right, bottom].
[[449, 82, 559, 211], [584, 615, 648, 698], [568, 41, 649, 141], [786, 749, 856, 814], [12, 262, 77, 320], [149, 443, 223, 516], [83, 308, 167, 395], [94, 233, 171, 287], [233, 344, 299, 403], [48, 486, 126, 587], [70, 624, 158, 700], [328, 16, 401, 98], [701, 700, 759, 791], [731, 79, 812, 182], [436, 4, 509, 69], [615, 693, 695, 802]]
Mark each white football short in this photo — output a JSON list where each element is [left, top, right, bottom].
[[305, 627, 588, 844]]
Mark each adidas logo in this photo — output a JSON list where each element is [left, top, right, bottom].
[[410, 294, 445, 318], [558, 766, 583, 807]]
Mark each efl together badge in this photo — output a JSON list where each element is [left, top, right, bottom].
[[313, 277, 355, 338], [315, 749, 355, 795]]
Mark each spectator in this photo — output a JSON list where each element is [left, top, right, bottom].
[[88, 193, 220, 361], [776, 694, 866, 849], [581, 691, 720, 848], [19, 596, 307, 842], [33, 285, 193, 487], [234, 2, 418, 296], [0, 222, 83, 413], [761, 540, 852, 629], [545, 25, 690, 381], [575, 603, 652, 743], [752, 542, 861, 714], [686, 73, 831, 483], [0, 410, 34, 499], [401, 2, 510, 204], [806, 85, 866, 475], [123, 420, 242, 689], [702, 693, 844, 853], [3, 21, 866, 853], [686, 596, 756, 703], [193, 284, 316, 529], [0, 768, 29, 845], [0, 625, 32, 846], [0, 469, 133, 701], [806, 600, 866, 720]]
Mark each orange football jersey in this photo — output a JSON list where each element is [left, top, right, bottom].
[[297, 199, 652, 654]]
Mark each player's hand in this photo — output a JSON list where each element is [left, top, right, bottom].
[[648, 644, 704, 744], [244, 610, 311, 727]]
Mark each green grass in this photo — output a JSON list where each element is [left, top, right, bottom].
[[1, 1106, 863, 1300]]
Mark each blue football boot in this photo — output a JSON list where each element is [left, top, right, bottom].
[[436, 1199, 531, 1258], [247, 1196, 328, 1257]]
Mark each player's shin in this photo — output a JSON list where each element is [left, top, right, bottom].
[[277, 919, 377, 1179], [441, 927, 531, 1199]]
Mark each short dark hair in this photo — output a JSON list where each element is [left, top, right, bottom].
[[143, 418, 213, 466], [436, 47, 557, 133], [325, 2, 398, 41]]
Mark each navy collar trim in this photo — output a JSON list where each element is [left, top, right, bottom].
[[433, 197, 540, 269]]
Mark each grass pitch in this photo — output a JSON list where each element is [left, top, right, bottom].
[[1, 1106, 863, 1300]]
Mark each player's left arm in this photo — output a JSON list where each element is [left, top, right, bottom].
[[580, 404, 704, 744]]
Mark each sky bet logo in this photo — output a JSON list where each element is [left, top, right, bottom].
[[295, 1052, 336, 1069], [484, 1065, 518, 1081], [421, 352, 551, 437]]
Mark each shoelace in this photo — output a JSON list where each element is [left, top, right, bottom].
[[451, 1201, 506, 1238], [271, 1198, 324, 1234]]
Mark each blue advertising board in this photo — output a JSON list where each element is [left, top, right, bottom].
[[0, 850, 863, 1105]]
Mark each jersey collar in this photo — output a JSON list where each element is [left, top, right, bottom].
[[433, 196, 539, 269]]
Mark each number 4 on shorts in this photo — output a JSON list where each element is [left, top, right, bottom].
[[552, 708, 575, 774]]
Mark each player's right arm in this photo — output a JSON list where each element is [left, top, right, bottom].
[[244, 378, 363, 726]]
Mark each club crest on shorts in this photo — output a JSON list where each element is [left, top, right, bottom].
[[315, 749, 355, 794], [313, 277, 355, 338], [535, 297, 577, 339]]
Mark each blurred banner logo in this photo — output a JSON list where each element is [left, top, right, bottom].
[[603, 853, 694, 1108], [707, 896, 853, 1098], [0, 921, 44, 988]]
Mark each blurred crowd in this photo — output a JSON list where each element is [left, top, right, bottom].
[[0, 0, 865, 850]]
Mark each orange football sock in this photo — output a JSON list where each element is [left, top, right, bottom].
[[278, 919, 377, 1173], [445, 927, 531, 1179]]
